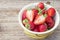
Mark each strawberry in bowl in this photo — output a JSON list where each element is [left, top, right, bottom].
[[21, 2, 57, 32], [19, 2, 59, 33]]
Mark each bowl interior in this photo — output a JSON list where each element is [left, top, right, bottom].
[[19, 3, 59, 34]]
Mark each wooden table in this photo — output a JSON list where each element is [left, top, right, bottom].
[[0, 0, 60, 40]]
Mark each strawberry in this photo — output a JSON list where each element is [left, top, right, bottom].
[[42, 10, 48, 14], [22, 10, 27, 20], [34, 14, 46, 25], [25, 21, 35, 30], [26, 10, 34, 21], [34, 29, 38, 32], [42, 9, 45, 14], [37, 2, 44, 9], [46, 16, 52, 23], [32, 9, 38, 16], [47, 21, 54, 29], [29, 22, 35, 30], [38, 24, 47, 32], [36, 7, 47, 15], [32, 9, 39, 21], [33, 25, 39, 32], [47, 8, 56, 17], [33, 28, 38, 32], [46, 16, 55, 28]]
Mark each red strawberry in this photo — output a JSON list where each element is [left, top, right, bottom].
[[26, 10, 34, 21], [32, 9, 38, 16], [22, 10, 27, 20], [46, 16, 52, 23], [38, 24, 47, 32], [47, 21, 54, 28], [37, 2, 44, 9], [42, 10, 48, 14], [34, 14, 46, 25], [47, 8, 56, 17], [29, 22, 35, 30], [33, 25, 39, 32], [46, 16, 55, 28], [34, 29, 38, 32], [33, 28, 38, 32], [42, 9, 45, 14]]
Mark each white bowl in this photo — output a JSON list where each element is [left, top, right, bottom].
[[18, 3, 59, 34]]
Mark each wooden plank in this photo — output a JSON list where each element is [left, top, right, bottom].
[[0, 0, 59, 9], [0, 0, 60, 40]]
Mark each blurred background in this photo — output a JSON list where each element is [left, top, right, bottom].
[[0, 0, 60, 40]]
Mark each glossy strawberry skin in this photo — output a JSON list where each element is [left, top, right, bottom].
[[37, 2, 44, 9], [38, 24, 47, 32], [26, 10, 34, 22], [33, 25, 39, 32], [33, 27, 38, 32], [42, 10, 48, 14], [47, 21, 54, 28], [22, 10, 27, 20], [32, 9, 38, 16], [46, 16, 55, 28], [47, 8, 56, 17], [42, 9, 45, 14], [29, 22, 35, 30], [46, 16, 53, 23], [34, 29, 38, 32]]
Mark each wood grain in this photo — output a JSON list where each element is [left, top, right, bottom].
[[0, 0, 60, 40]]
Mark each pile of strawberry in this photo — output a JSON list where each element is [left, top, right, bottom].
[[22, 2, 55, 32]]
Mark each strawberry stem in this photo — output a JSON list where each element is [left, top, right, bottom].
[[36, 7, 42, 15], [36, 7, 46, 15]]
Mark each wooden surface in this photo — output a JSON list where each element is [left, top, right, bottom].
[[0, 0, 60, 40]]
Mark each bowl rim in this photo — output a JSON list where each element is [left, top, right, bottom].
[[18, 2, 60, 34]]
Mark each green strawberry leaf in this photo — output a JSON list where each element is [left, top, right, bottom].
[[23, 19, 28, 24], [36, 7, 42, 15], [43, 14, 47, 17], [38, 10, 42, 15], [25, 23, 30, 29], [27, 8, 31, 11]]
